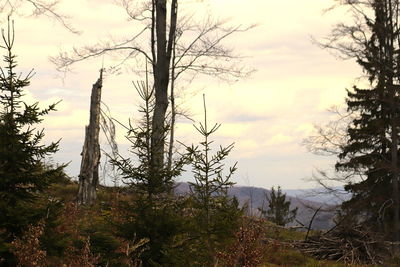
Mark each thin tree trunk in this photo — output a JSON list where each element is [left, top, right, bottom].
[[167, 35, 177, 171], [391, 117, 400, 241], [393, 0, 400, 242], [389, 84, 399, 243], [150, 0, 177, 175], [384, 0, 400, 241], [78, 69, 103, 205], [151, 0, 169, 173]]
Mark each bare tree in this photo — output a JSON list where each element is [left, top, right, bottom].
[[51, 0, 253, 181], [303, 106, 362, 200], [0, 0, 76, 33], [100, 102, 121, 188]]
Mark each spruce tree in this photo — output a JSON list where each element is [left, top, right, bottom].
[[260, 186, 297, 226], [302, 0, 400, 241], [184, 94, 242, 265], [0, 20, 62, 242], [110, 78, 188, 265], [331, 1, 400, 239]]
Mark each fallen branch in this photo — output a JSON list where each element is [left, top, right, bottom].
[[295, 224, 392, 265]]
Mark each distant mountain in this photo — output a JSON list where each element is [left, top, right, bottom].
[[175, 183, 337, 230], [283, 187, 351, 205]]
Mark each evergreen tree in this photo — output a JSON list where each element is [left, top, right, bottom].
[[111, 76, 185, 198], [0, 20, 63, 261], [184, 94, 242, 265], [328, 0, 400, 239], [110, 79, 188, 265], [260, 186, 297, 226]]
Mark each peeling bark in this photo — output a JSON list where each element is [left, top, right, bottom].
[[78, 69, 103, 205]]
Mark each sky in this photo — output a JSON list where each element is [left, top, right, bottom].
[[4, 0, 364, 189]]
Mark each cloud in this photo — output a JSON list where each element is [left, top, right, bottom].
[[0, 0, 358, 189]]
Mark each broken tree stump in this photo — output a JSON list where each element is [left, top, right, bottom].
[[77, 69, 103, 205]]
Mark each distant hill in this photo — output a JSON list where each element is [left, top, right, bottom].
[[283, 187, 351, 205], [175, 183, 337, 230]]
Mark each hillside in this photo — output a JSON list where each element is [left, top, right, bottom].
[[47, 182, 396, 266], [175, 183, 336, 230]]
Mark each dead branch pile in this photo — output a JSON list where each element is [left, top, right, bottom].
[[295, 225, 393, 265]]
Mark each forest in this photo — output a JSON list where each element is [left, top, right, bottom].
[[4, 0, 400, 266]]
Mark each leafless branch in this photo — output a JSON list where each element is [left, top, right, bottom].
[[50, 26, 151, 73], [0, 0, 77, 33]]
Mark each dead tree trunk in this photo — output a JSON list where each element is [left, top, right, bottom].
[[78, 69, 103, 205]]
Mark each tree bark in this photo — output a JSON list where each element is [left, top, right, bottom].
[[78, 69, 103, 205], [150, 0, 177, 174], [167, 34, 177, 172], [384, 0, 400, 241], [391, 115, 400, 241]]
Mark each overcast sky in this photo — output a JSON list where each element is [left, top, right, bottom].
[[5, 0, 363, 189]]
